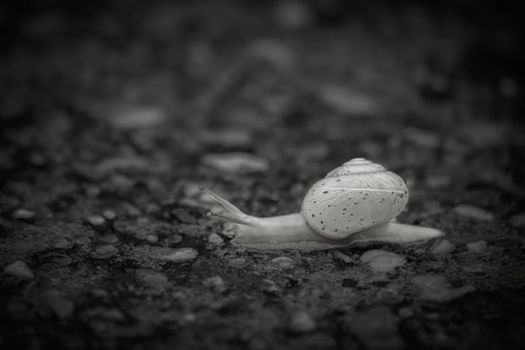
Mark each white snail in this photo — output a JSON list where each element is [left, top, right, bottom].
[[203, 158, 443, 250]]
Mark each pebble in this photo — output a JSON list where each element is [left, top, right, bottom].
[[271, 256, 296, 269], [208, 233, 224, 246], [318, 84, 377, 115], [53, 237, 74, 249], [228, 257, 247, 268], [91, 289, 109, 298], [454, 205, 494, 221], [156, 247, 198, 263], [136, 269, 168, 286], [360, 250, 406, 273], [509, 212, 525, 228], [102, 209, 116, 220], [261, 279, 281, 295], [462, 263, 488, 274], [171, 208, 196, 224], [12, 208, 35, 220], [429, 239, 455, 255], [397, 307, 414, 319], [350, 305, 404, 349], [411, 274, 475, 302], [202, 153, 269, 174], [248, 39, 295, 69], [166, 234, 182, 245], [274, 0, 313, 30], [3, 261, 34, 279], [97, 234, 119, 244], [332, 250, 353, 264], [466, 240, 487, 253], [203, 276, 226, 292], [106, 103, 167, 130], [37, 252, 73, 269], [289, 311, 316, 333], [87, 215, 106, 226], [90, 245, 118, 259], [86, 185, 101, 197], [44, 290, 75, 319], [405, 127, 440, 148], [198, 128, 252, 149], [146, 234, 159, 243], [425, 174, 452, 189]]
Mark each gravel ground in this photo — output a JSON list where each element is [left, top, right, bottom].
[[1, 1, 524, 349]]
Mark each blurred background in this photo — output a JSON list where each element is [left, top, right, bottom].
[[1, 1, 524, 349]]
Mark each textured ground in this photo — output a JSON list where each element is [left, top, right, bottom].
[[1, 1, 524, 349]]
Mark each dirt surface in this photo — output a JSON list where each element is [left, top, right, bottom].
[[1, 1, 524, 349]]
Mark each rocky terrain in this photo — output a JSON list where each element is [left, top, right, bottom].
[[1, 1, 524, 349]]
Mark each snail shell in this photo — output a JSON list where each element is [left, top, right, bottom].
[[301, 158, 408, 239]]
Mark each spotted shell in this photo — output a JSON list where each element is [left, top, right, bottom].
[[301, 158, 409, 239]]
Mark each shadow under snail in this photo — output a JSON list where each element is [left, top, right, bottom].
[[203, 158, 443, 250]]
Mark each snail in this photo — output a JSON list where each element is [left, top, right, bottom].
[[203, 158, 443, 250]]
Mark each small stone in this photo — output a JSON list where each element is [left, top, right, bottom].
[[426, 174, 451, 189], [86, 185, 100, 197], [37, 252, 72, 269], [509, 212, 525, 227], [271, 256, 296, 269], [360, 250, 406, 273], [208, 233, 224, 246], [87, 215, 106, 226], [136, 269, 168, 286], [145, 204, 160, 213], [198, 128, 252, 149], [466, 240, 487, 253], [156, 247, 198, 263], [202, 153, 269, 174], [171, 208, 196, 224], [53, 237, 74, 249], [97, 234, 119, 244], [274, 0, 313, 30], [222, 222, 238, 238], [91, 289, 109, 298], [289, 310, 316, 333], [146, 234, 159, 243], [123, 202, 142, 216], [166, 234, 182, 245], [228, 257, 247, 268], [462, 263, 488, 274], [261, 279, 281, 294], [102, 209, 116, 220], [203, 275, 226, 292], [12, 208, 35, 220], [332, 250, 353, 264], [106, 102, 167, 130], [398, 307, 413, 319], [318, 84, 377, 115], [429, 239, 455, 255], [98, 308, 126, 321], [90, 245, 117, 259], [454, 205, 494, 221], [412, 274, 475, 302], [350, 305, 404, 349], [248, 39, 295, 69], [3, 261, 34, 279], [44, 290, 75, 319], [405, 127, 440, 148]]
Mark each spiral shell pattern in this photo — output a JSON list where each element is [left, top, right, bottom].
[[301, 158, 409, 239]]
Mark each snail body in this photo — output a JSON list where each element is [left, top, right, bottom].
[[204, 158, 443, 250]]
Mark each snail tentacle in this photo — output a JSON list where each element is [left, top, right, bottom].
[[202, 187, 257, 227]]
